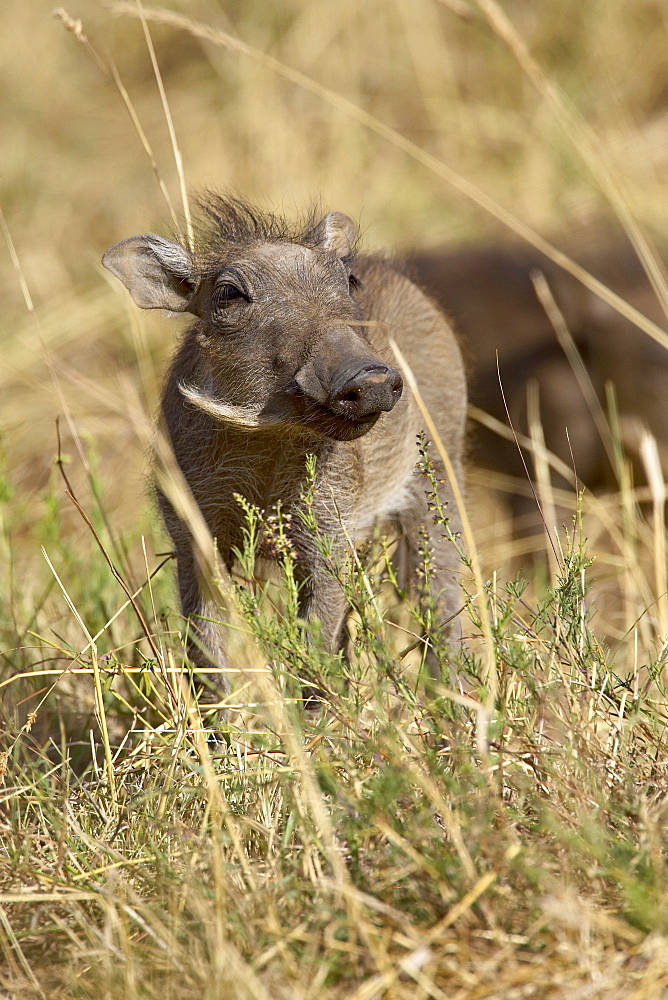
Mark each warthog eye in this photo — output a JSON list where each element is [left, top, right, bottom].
[[348, 273, 362, 293], [212, 282, 246, 310]]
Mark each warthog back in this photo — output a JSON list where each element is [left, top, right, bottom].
[[104, 196, 467, 697]]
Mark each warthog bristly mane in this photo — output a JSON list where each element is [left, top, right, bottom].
[[190, 193, 358, 279]]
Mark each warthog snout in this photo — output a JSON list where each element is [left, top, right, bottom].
[[328, 361, 403, 419], [291, 325, 403, 438]]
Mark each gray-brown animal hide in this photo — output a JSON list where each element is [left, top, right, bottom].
[[405, 237, 668, 525], [103, 197, 467, 695]]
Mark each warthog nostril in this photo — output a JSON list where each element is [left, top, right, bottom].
[[329, 362, 403, 419], [389, 372, 403, 394]]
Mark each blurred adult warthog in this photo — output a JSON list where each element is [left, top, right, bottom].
[[406, 238, 668, 518], [104, 197, 467, 695]]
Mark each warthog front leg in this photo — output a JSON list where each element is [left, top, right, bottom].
[[393, 474, 464, 682], [176, 548, 231, 701], [293, 557, 350, 702]]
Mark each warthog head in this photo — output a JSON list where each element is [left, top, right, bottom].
[[103, 197, 403, 441]]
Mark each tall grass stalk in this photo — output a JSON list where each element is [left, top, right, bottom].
[[475, 0, 668, 325]]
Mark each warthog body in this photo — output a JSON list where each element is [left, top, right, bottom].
[[406, 239, 668, 517], [104, 197, 466, 693]]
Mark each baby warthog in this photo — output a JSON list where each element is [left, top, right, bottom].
[[104, 197, 466, 697]]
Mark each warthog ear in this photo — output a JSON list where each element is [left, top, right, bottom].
[[312, 211, 357, 259], [102, 235, 197, 312]]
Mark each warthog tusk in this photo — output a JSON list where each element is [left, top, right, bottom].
[[179, 383, 285, 430]]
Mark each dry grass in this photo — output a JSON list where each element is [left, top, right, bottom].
[[3, 1, 668, 996]]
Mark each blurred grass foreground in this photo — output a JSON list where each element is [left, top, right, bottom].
[[3, 2, 668, 997]]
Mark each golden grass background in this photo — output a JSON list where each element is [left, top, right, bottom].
[[4, 2, 668, 997]]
